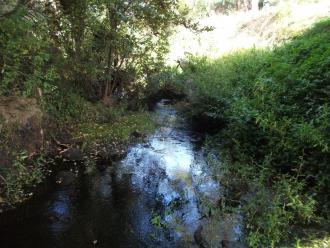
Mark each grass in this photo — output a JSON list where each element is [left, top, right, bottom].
[[152, 18, 330, 247], [74, 105, 156, 152]]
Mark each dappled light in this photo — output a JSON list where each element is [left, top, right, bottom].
[[0, 0, 329, 247]]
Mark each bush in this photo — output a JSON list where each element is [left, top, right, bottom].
[[157, 18, 330, 246], [0, 152, 45, 204]]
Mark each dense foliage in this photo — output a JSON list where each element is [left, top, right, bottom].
[[0, 0, 191, 117], [151, 18, 330, 246], [0, 0, 190, 205]]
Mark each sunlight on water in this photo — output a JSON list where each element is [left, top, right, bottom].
[[151, 136, 193, 180], [0, 99, 242, 248], [114, 99, 239, 246], [49, 190, 72, 234]]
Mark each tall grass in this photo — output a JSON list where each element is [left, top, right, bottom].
[[153, 18, 330, 246]]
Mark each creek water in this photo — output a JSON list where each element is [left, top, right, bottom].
[[0, 100, 242, 248]]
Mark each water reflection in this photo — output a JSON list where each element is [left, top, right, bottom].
[[49, 190, 72, 234], [115, 100, 227, 246], [0, 99, 243, 248]]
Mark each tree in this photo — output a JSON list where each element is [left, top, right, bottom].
[[86, 0, 190, 103], [1, 0, 193, 105]]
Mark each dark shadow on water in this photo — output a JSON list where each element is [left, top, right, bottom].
[[0, 100, 243, 248]]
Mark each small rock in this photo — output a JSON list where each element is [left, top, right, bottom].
[[93, 240, 98, 245], [194, 225, 207, 248], [60, 148, 84, 161], [56, 171, 76, 186], [131, 130, 142, 138]]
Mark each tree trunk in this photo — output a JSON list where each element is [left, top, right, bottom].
[[102, 46, 113, 103], [102, 3, 119, 104]]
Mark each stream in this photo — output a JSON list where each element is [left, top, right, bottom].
[[0, 100, 243, 248]]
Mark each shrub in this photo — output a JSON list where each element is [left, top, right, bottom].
[[157, 18, 330, 246], [0, 152, 45, 204]]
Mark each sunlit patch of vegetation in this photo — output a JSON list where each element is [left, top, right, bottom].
[[150, 213, 163, 228], [75, 106, 156, 150], [295, 234, 330, 248]]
